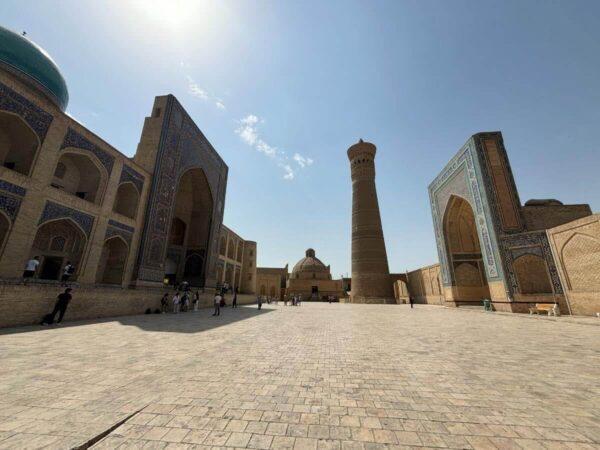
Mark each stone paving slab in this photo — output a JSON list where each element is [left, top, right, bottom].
[[0, 304, 599, 449]]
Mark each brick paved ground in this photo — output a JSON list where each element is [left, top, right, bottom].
[[0, 303, 599, 449]]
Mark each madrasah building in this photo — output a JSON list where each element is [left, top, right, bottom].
[[0, 25, 257, 327]]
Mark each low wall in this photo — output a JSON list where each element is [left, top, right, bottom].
[[0, 282, 257, 329]]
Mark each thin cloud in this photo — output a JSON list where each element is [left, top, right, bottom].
[[185, 74, 225, 111], [293, 153, 314, 168], [235, 114, 309, 181]]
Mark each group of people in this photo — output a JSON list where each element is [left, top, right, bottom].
[[161, 290, 201, 314], [284, 294, 302, 306], [23, 256, 76, 285]]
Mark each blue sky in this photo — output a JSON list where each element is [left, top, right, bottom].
[[2, 0, 599, 275]]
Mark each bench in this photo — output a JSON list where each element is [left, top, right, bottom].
[[529, 303, 560, 316]]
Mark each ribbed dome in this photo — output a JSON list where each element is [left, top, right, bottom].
[[0, 26, 69, 111], [292, 248, 328, 274]]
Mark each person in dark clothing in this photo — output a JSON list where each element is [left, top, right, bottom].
[[42, 288, 73, 325], [409, 296, 414, 309], [257, 295, 263, 310], [232, 288, 238, 308], [160, 293, 169, 313]]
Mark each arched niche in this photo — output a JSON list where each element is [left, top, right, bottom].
[[219, 236, 226, 255], [0, 111, 40, 176], [443, 195, 490, 301], [513, 254, 553, 294], [113, 182, 140, 219], [97, 236, 129, 285], [561, 234, 600, 291], [51, 150, 107, 205], [31, 218, 86, 281]]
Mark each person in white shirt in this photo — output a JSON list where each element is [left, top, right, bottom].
[[23, 256, 40, 283], [213, 293, 222, 316], [172, 292, 181, 313], [61, 261, 74, 286]]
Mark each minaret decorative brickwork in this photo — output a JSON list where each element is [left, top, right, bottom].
[[347, 139, 394, 303]]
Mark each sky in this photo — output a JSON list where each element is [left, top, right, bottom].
[[2, 0, 599, 275]]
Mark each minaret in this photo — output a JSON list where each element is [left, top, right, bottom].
[[347, 139, 394, 303]]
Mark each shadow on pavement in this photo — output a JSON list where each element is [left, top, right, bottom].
[[0, 305, 273, 336]]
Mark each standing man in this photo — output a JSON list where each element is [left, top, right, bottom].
[[232, 288, 238, 308], [160, 293, 169, 313], [213, 291, 222, 316], [23, 256, 40, 284], [41, 288, 73, 325], [257, 295, 263, 310], [61, 261, 74, 286], [172, 291, 181, 313], [193, 290, 199, 311], [409, 295, 414, 309]]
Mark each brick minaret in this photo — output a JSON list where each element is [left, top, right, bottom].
[[347, 139, 394, 303]]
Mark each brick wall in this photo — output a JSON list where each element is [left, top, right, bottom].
[[547, 214, 600, 316], [522, 204, 592, 231], [0, 283, 257, 328]]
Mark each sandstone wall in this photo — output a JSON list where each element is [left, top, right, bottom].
[[522, 204, 592, 232], [0, 283, 257, 328], [547, 214, 600, 316], [404, 264, 445, 305]]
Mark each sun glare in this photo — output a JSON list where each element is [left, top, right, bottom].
[[129, 0, 212, 30]]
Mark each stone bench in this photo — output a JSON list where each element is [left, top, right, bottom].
[[529, 303, 560, 316]]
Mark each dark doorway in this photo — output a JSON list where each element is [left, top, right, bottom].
[[40, 256, 63, 280], [311, 286, 318, 300]]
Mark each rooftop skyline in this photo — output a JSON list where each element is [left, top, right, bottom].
[[2, 0, 599, 275]]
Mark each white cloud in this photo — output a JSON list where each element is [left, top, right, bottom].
[[293, 153, 314, 168], [256, 139, 276, 157], [235, 114, 312, 181], [237, 125, 258, 146], [240, 114, 259, 126], [186, 74, 226, 112], [187, 76, 209, 100], [281, 164, 295, 180]]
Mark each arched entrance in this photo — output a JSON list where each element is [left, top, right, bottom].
[[0, 111, 40, 176], [165, 168, 213, 286], [31, 219, 86, 281], [184, 252, 205, 287], [97, 237, 129, 285], [443, 195, 490, 303]]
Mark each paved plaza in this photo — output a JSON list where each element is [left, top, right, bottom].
[[0, 304, 599, 449]]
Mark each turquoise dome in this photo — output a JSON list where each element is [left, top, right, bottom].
[[0, 26, 69, 111]]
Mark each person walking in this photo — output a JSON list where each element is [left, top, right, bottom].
[[172, 292, 181, 313], [232, 288, 238, 308], [160, 293, 169, 313], [61, 261, 74, 286], [193, 290, 199, 311], [213, 292, 222, 316], [257, 295, 263, 310], [23, 256, 40, 284], [182, 292, 190, 312], [41, 288, 73, 325], [409, 295, 414, 309]]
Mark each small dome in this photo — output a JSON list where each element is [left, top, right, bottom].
[[292, 248, 328, 274], [0, 26, 69, 111]]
